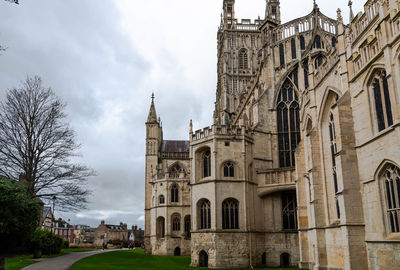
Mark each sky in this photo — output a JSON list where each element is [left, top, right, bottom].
[[0, 0, 365, 229]]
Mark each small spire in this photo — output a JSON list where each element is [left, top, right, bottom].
[[146, 93, 158, 123], [313, 0, 317, 8], [348, 0, 354, 21], [189, 119, 193, 134]]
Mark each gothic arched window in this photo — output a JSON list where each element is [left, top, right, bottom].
[[203, 150, 211, 178], [277, 75, 300, 168], [279, 43, 285, 66], [222, 198, 239, 229], [329, 112, 341, 219], [239, 49, 248, 69], [184, 215, 191, 239], [169, 164, 184, 178], [300, 35, 305, 50], [159, 195, 165, 205], [291, 38, 296, 59], [371, 70, 393, 132], [199, 199, 211, 229], [223, 162, 234, 177], [282, 191, 297, 230], [170, 184, 179, 203], [384, 165, 400, 233], [315, 35, 322, 49], [172, 216, 181, 231]]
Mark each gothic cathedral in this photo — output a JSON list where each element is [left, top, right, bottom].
[[144, 0, 400, 269]]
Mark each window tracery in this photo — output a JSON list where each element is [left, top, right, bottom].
[[172, 216, 181, 231], [282, 191, 297, 230], [384, 165, 400, 233], [222, 198, 239, 229], [199, 199, 211, 229], [277, 72, 300, 168], [223, 162, 234, 177], [239, 49, 248, 69], [203, 150, 211, 178], [170, 184, 179, 203]]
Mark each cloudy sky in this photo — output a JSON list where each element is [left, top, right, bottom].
[[0, 0, 364, 228]]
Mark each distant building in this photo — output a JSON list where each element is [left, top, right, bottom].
[[53, 218, 74, 242], [128, 225, 144, 247], [41, 207, 53, 231], [94, 220, 128, 247]]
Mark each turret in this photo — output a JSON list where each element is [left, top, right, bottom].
[[222, 0, 235, 29], [265, 0, 280, 23]]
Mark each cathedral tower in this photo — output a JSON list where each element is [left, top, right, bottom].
[[265, 0, 280, 23], [144, 93, 162, 254]]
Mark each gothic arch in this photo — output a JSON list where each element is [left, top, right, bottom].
[[373, 159, 400, 181], [273, 64, 300, 106], [302, 114, 313, 133], [362, 63, 387, 90], [317, 87, 341, 123], [168, 161, 188, 178], [220, 159, 238, 178]]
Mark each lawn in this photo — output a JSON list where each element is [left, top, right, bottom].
[[5, 248, 96, 270], [71, 249, 299, 270]]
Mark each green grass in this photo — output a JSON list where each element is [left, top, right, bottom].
[[5, 248, 96, 270], [71, 249, 299, 270]]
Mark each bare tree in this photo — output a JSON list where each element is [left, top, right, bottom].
[[3, 0, 18, 4], [0, 76, 94, 211]]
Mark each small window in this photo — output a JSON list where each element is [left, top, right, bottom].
[[315, 35, 322, 49], [203, 150, 211, 178], [156, 217, 165, 238], [184, 215, 191, 239], [159, 195, 165, 205], [172, 216, 181, 231], [223, 162, 234, 177], [224, 141, 230, 147]]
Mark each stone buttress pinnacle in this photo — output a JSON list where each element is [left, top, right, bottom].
[[147, 93, 158, 123]]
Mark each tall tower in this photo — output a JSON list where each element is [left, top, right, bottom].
[[144, 93, 162, 254], [265, 0, 281, 23]]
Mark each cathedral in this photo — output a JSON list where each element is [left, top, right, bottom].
[[144, 0, 400, 269]]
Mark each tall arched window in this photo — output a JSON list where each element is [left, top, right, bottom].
[[239, 49, 248, 69], [172, 216, 181, 231], [279, 43, 285, 66], [203, 150, 211, 178], [169, 163, 184, 178], [329, 112, 340, 219], [315, 35, 322, 49], [159, 195, 165, 205], [184, 215, 191, 239], [300, 35, 305, 50], [156, 217, 165, 238], [291, 38, 296, 59], [223, 162, 234, 177], [199, 199, 211, 229], [383, 165, 400, 233], [222, 198, 239, 229], [171, 184, 179, 203], [282, 191, 297, 230], [277, 74, 300, 167], [371, 70, 393, 132]]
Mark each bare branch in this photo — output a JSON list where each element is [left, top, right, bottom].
[[0, 76, 94, 211]]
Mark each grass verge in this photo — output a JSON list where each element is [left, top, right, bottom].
[[71, 249, 299, 270]]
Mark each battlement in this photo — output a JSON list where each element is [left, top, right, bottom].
[[191, 125, 251, 142], [220, 18, 264, 32]]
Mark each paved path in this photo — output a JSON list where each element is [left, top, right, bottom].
[[21, 249, 118, 270]]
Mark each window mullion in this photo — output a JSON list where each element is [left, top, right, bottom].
[[379, 77, 388, 128]]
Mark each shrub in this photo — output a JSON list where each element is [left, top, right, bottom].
[[31, 229, 63, 255], [62, 240, 69, 249]]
